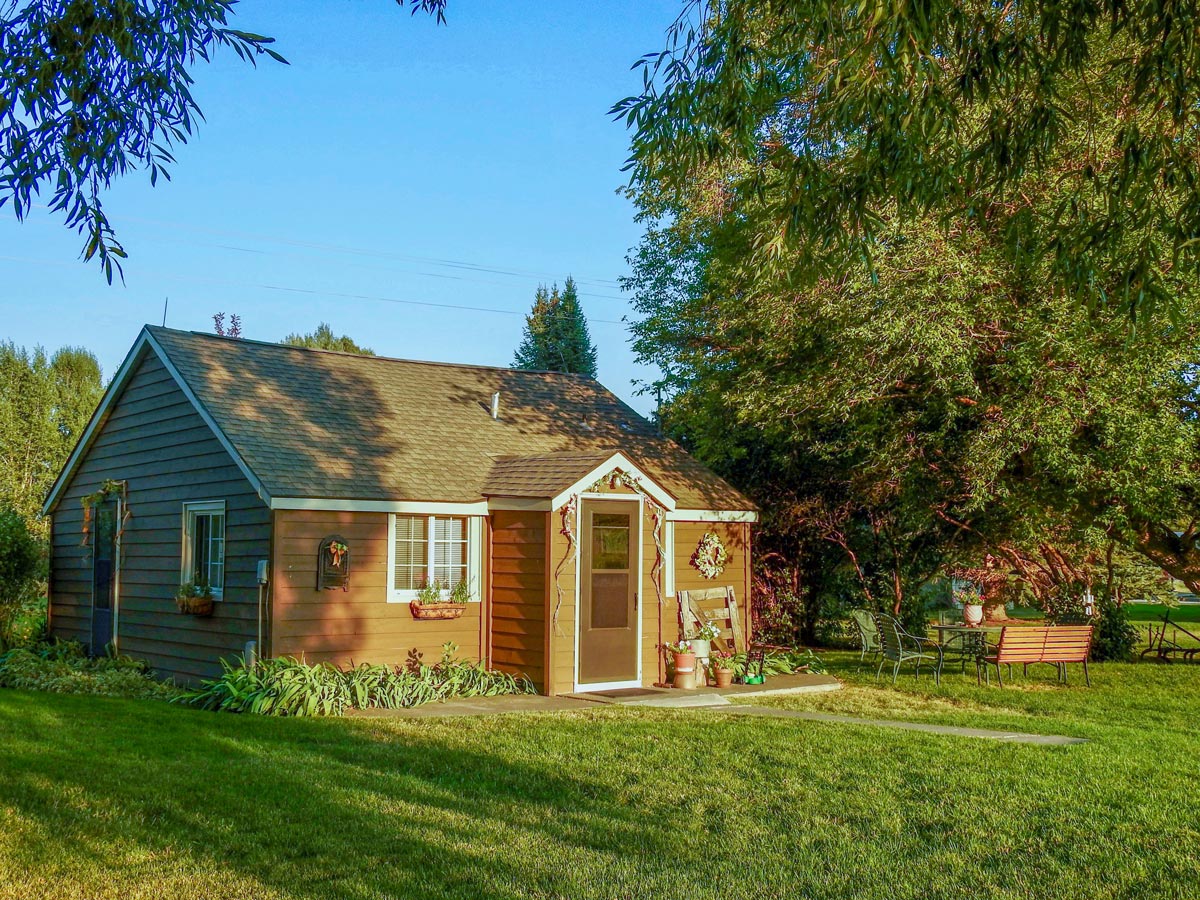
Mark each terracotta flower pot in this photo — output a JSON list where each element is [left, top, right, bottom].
[[713, 668, 734, 688], [672, 652, 696, 689], [962, 603, 984, 627]]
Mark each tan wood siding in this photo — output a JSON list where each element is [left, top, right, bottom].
[[488, 510, 547, 690], [546, 510, 576, 695], [48, 349, 270, 683], [270, 510, 484, 668], [671, 521, 752, 648]]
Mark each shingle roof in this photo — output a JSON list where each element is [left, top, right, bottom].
[[481, 452, 622, 499], [146, 326, 753, 509]]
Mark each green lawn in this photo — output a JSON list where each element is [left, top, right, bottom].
[[2, 657, 1199, 900], [1125, 602, 1200, 623]]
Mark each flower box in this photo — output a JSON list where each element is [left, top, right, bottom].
[[176, 594, 214, 617], [410, 601, 467, 621]]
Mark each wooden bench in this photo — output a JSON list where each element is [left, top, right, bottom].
[[977, 625, 1093, 687]]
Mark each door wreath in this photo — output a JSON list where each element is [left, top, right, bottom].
[[690, 531, 728, 579]]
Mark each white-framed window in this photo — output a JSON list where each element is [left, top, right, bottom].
[[181, 500, 226, 598], [387, 514, 482, 602]]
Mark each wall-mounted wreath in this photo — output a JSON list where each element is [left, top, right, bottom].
[[317, 535, 351, 591], [690, 531, 728, 580]]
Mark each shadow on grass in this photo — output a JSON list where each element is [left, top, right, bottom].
[[0, 694, 683, 900]]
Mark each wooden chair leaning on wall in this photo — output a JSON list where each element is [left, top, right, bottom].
[[678, 586, 812, 682], [677, 586, 747, 654]]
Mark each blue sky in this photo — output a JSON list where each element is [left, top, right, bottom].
[[1, 1, 680, 414]]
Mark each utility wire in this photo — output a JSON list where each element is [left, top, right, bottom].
[[26, 203, 627, 291], [0, 253, 630, 326]]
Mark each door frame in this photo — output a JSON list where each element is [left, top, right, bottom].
[[90, 493, 123, 655], [573, 493, 644, 691]]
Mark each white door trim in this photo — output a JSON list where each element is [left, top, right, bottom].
[[573, 494, 644, 691]]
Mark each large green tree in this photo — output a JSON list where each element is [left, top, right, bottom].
[[0, 0, 446, 280], [512, 277, 599, 377], [616, 0, 1200, 320], [0, 343, 104, 537], [619, 1, 1200, 620], [282, 323, 375, 356], [624, 172, 1200, 614]]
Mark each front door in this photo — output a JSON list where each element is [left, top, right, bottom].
[[90, 497, 118, 655], [578, 499, 640, 686]]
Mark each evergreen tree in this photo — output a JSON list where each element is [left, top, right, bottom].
[[512, 277, 598, 377], [282, 324, 374, 356]]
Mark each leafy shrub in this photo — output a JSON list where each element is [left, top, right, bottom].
[[0, 506, 42, 650], [180, 642, 536, 716], [731, 648, 827, 678], [1091, 601, 1139, 662], [0, 645, 180, 700]]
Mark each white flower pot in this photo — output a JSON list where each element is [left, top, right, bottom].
[[689, 638, 712, 662], [962, 604, 984, 627]]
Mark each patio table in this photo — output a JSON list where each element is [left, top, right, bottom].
[[931, 623, 1001, 672]]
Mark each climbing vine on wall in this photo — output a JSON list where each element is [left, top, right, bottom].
[[79, 479, 130, 547], [549, 468, 668, 635]]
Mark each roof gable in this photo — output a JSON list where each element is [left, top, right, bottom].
[[41, 329, 269, 514], [87, 327, 754, 511]]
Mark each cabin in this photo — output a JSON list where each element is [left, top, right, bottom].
[[42, 327, 757, 693]]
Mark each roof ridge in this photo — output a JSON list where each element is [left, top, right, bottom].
[[146, 325, 596, 379]]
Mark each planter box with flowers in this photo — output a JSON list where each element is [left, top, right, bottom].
[[409, 579, 471, 620], [175, 582, 214, 617]]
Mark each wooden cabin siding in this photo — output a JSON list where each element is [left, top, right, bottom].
[[48, 349, 271, 683], [270, 510, 485, 667], [671, 520, 752, 644], [488, 510, 547, 690]]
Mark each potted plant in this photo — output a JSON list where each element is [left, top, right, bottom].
[[689, 620, 721, 659], [709, 649, 735, 688], [666, 639, 696, 689], [953, 582, 985, 627], [410, 579, 469, 620], [175, 581, 214, 617]]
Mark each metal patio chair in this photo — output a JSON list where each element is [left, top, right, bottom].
[[873, 612, 944, 686], [850, 609, 882, 665]]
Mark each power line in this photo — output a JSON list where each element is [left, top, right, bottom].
[[0, 253, 631, 326], [27, 204, 628, 292]]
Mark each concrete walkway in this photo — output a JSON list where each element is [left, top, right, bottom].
[[565, 672, 842, 707], [713, 705, 1088, 745]]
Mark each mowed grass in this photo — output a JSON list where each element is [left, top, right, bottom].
[[2, 657, 1199, 900]]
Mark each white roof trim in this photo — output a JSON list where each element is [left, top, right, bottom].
[[486, 498, 552, 512], [42, 332, 152, 515], [666, 508, 758, 523], [41, 328, 272, 515], [271, 498, 489, 515], [549, 451, 676, 511]]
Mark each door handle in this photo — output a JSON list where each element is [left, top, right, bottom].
[[633, 592, 639, 611]]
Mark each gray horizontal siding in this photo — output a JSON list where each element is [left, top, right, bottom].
[[49, 347, 271, 683]]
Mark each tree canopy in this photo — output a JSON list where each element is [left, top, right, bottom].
[[282, 323, 375, 356], [0, 0, 446, 280], [615, 0, 1200, 320], [512, 277, 599, 377], [624, 172, 1200, 622], [0, 343, 104, 537]]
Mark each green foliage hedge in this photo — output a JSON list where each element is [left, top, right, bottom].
[[0, 643, 180, 700], [179, 643, 536, 716]]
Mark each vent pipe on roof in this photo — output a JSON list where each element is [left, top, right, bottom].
[[490, 391, 501, 420]]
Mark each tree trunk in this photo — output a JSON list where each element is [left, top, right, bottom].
[[1132, 521, 1200, 595]]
